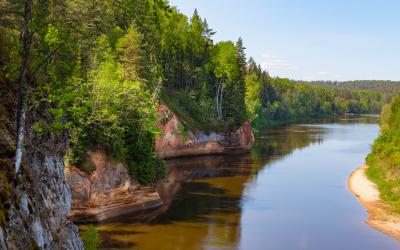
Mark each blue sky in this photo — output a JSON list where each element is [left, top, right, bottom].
[[169, 0, 400, 81]]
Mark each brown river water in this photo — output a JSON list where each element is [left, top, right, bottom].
[[91, 117, 400, 250]]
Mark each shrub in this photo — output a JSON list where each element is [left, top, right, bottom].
[[81, 225, 100, 250]]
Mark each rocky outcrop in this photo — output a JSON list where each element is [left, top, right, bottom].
[[2, 150, 83, 250], [0, 81, 83, 249], [67, 103, 255, 223], [155, 104, 255, 159], [67, 151, 162, 223]]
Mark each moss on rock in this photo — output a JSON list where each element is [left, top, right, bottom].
[[0, 172, 12, 227]]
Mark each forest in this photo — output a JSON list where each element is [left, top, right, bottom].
[[243, 63, 386, 129], [305, 80, 400, 94], [366, 93, 400, 212], [303, 80, 400, 105], [0, 0, 396, 184]]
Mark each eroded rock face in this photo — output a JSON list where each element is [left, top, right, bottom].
[[67, 151, 162, 223], [0, 61, 82, 250], [155, 104, 255, 159], [0, 141, 84, 250]]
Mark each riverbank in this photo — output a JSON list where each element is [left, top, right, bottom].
[[348, 165, 400, 240], [67, 151, 163, 223]]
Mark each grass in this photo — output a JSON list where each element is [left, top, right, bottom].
[[81, 225, 100, 250], [365, 94, 400, 212], [366, 153, 400, 212]]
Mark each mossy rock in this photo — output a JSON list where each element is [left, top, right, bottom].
[[0, 210, 5, 227], [29, 240, 40, 250], [0, 128, 15, 158], [0, 105, 10, 121], [0, 172, 12, 227], [79, 157, 97, 175]]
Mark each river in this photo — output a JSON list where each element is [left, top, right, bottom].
[[95, 117, 400, 250]]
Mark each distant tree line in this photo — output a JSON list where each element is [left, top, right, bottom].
[[244, 60, 389, 129], [304, 80, 400, 99]]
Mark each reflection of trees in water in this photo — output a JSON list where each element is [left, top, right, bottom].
[[268, 115, 379, 128], [97, 119, 375, 249], [249, 125, 325, 175], [329, 115, 379, 124], [154, 155, 254, 219], [248, 115, 378, 176], [97, 157, 248, 249]]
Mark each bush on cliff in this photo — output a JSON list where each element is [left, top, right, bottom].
[[64, 31, 164, 185], [81, 225, 100, 250]]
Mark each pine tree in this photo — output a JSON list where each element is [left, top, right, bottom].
[[236, 37, 246, 74]]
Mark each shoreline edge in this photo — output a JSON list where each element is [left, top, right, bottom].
[[348, 165, 400, 240]]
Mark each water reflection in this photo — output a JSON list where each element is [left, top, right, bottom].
[[250, 125, 325, 173], [95, 116, 399, 250], [95, 122, 328, 250]]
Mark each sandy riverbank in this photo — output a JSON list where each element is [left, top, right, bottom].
[[348, 165, 400, 240]]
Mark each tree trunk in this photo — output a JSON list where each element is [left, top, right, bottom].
[[215, 82, 219, 118], [216, 82, 221, 119], [219, 85, 223, 120], [15, 0, 32, 173]]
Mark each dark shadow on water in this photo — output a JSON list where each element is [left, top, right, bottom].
[[96, 117, 380, 249], [152, 181, 242, 224], [98, 230, 146, 235], [99, 234, 136, 249]]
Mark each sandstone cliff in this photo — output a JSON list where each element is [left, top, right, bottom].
[[66, 103, 255, 223], [67, 151, 162, 223], [155, 104, 255, 159]]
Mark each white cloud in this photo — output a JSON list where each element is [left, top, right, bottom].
[[302, 72, 341, 81], [259, 53, 298, 73], [258, 54, 346, 81]]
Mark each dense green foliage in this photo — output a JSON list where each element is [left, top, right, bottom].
[[81, 225, 100, 250], [366, 94, 400, 211], [243, 59, 386, 129], [306, 80, 400, 93], [0, 0, 394, 184], [1, 0, 166, 184], [305, 80, 400, 103]]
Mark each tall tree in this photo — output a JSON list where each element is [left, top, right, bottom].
[[15, 0, 32, 173]]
